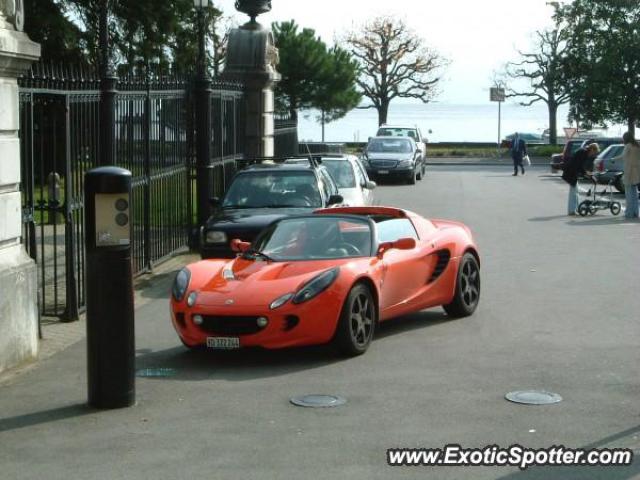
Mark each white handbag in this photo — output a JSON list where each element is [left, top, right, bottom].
[[523, 155, 531, 166]]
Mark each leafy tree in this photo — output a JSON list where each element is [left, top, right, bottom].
[[272, 20, 330, 122], [312, 47, 362, 141], [24, 0, 85, 64], [503, 21, 571, 144], [345, 16, 448, 126], [28, 0, 225, 75], [560, 0, 640, 136]]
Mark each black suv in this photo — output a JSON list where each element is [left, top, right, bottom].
[[200, 161, 343, 258]]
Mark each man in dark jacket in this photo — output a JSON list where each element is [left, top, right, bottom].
[[562, 143, 600, 215], [511, 133, 528, 176]]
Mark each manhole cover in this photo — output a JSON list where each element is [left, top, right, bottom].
[[290, 394, 347, 408], [505, 390, 562, 405], [136, 368, 177, 378]]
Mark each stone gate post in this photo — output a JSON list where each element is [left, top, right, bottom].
[[0, 2, 41, 374]]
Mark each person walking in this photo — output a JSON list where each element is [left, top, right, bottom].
[[562, 142, 600, 215], [511, 133, 528, 176], [622, 131, 640, 219]]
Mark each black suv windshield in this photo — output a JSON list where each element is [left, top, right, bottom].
[[222, 171, 322, 208]]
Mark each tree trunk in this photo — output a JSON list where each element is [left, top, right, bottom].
[[321, 109, 325, 142], [548, 103, 558, 145], [377, 100, 389, 126], [628, 118, 636, 138]]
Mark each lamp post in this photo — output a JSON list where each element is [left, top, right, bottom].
[[99, 0, 117, 166], [194, 0, 213, 231]]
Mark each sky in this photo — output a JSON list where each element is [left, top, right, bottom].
[[214, 0, 559, 105]]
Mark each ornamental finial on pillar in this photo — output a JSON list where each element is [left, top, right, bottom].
[[235, 0, 271, 23], [1, 0, 25, 31]]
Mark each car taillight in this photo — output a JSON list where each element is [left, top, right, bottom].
[[597, 161, 604, 172]]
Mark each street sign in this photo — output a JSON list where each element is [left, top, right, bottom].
[[490, 87, 506, 102]]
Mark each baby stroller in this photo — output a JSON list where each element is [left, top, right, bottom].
[[577, 173, 622, 217]]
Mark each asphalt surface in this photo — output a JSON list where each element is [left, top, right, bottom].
[[1, 165, 639, 480]]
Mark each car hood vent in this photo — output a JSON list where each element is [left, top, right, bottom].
[[428, 250, 451, 284]]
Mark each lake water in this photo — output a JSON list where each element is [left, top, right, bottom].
[[296, 103, 626, 143]]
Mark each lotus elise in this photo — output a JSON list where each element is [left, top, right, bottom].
[[170, 207, 480, 356]]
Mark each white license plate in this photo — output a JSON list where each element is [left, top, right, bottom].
[[206, 337, 240, 349], [377, 170, 389, 174]]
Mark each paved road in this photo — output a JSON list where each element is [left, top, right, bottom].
[[1, 165, 639, 480]]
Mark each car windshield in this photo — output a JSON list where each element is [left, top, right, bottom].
[[377, 128, 417, 140], [252, 217, 372, 261], [367, 139, 413, 154], [322, 160, 356, 188], [222, 171, 322, 208]]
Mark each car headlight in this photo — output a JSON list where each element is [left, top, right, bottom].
[[172, 268, 191, 301], [292, 268, 340, 304], [205, 230, 228, 244], [270, 293, 294, 310], [397, 159, 414, 167]]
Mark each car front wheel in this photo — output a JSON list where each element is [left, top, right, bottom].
[[333, 284, 376, 356], [443, 253, 480, 318]]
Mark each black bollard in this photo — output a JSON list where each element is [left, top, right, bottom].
[[85, 167, 135, 409]]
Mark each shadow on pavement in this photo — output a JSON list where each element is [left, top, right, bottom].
[[0, 403, 93, 433], [496, 425, 640, 480], [375, 309, 450, 339], [134, 344, 340, 382], [134, 310, 449, 382], [529, 215, 570, 222]]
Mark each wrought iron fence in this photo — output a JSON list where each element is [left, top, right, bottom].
[[274, 112, 299, 157], [19, 64, 246, 320]]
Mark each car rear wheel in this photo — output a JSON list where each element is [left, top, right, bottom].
[[333, 284, 376, 356], [443, 253, 480, 318], [614, 177, 625, 193]]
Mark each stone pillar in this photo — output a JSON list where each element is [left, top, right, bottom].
[[223, 22, 280, 158], [0, 5, 41, 374]]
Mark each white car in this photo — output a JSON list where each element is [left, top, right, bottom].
[[319, 155, 376, 206]]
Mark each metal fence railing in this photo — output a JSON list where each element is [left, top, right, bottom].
[[18, 64, 249, 321]]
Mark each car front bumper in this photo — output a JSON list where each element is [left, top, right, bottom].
[[170, 289, 344, 350], [366, 167, 414, 180]]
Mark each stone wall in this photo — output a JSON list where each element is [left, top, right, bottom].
[[0, 21, 40, 374]]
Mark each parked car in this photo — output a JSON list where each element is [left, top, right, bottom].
[[550, 137, 622, 173], [363, 136, 425, 184], [376, 124, 428, 162], [593, 144, 625, 192], [200, 161, 343, 259], [550, 139, 583, 172], [318, 155, 376, 206], [285, 155, 376, 206], [171, 207, 481, 356]]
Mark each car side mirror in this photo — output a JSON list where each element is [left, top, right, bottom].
[[364, 180, 376, 190], [209, 197, 220, 208], [376, 237, 416, 258], [230, 239, 251, 253], [328, 194, 344, 206], [393, 237, 416, 250]]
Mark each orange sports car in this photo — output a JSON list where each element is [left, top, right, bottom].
[[170, 207, 480, 356]]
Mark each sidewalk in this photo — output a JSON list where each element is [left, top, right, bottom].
[[0, 252, 198, 386]]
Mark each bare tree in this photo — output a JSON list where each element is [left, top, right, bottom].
[[345, 16, 447, 126], [504, 25, 570, 144]]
